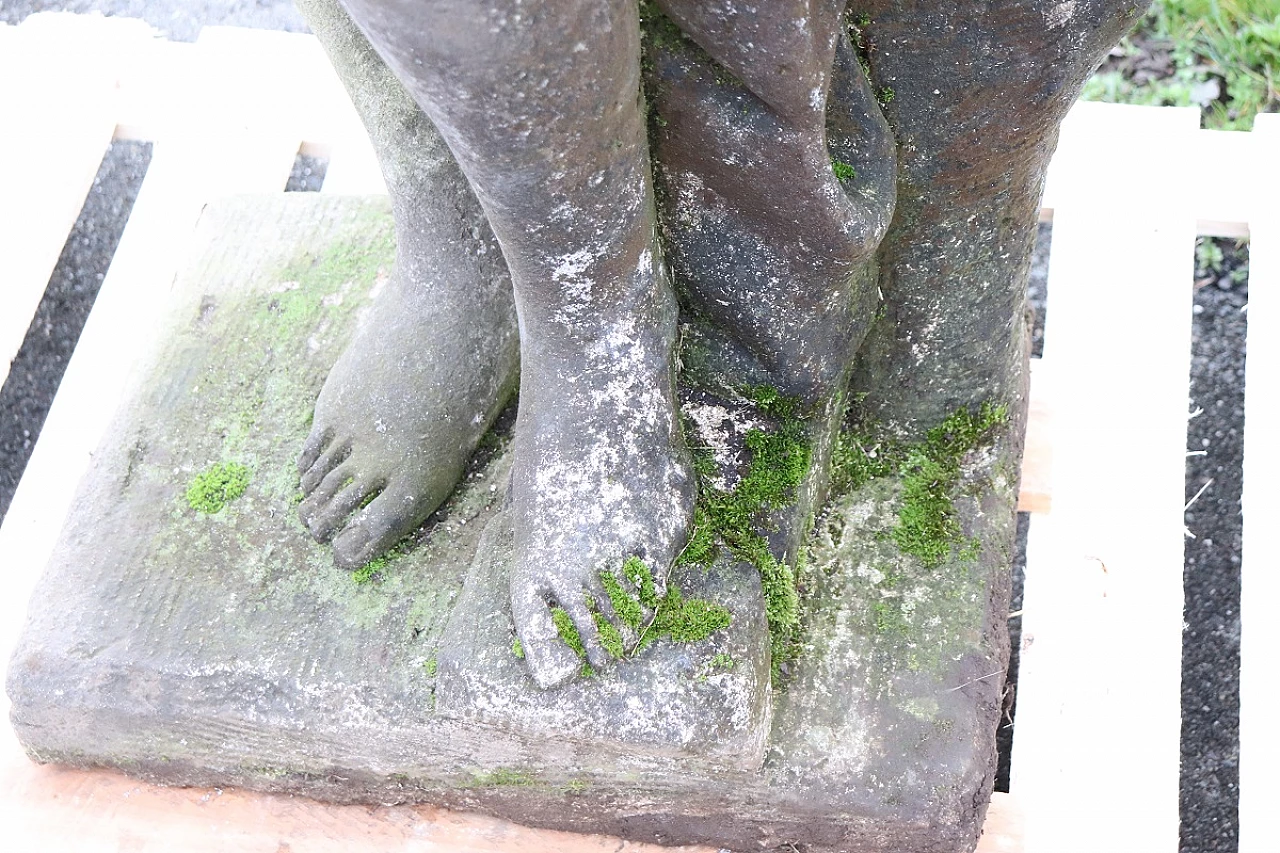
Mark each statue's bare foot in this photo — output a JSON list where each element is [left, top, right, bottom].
[[508, 327, 694, 689], [298, 263, 518, 569]]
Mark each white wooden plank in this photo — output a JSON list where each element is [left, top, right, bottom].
[[977, 794, 1025, 853], [322, 138, 389, 195], [111, 26, 367, 156], [1019, 358, 1052, 514], [0, 13, 158, 388], [1014, 102, 1198, 853], [1187, 129, 1253, 239], [1238, 111, 1280, 853], [1041, 101, 1200, 219]]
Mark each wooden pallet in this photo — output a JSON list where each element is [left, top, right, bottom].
[[0, 11, 1275, 852]]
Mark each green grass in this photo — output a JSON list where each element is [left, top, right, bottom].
[[1083, 0, 1279, 129]]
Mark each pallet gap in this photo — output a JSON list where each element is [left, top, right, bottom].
[[285, 150, 328, 193], [0, 140, 152, 525], [1180, 234, 1248, 853]]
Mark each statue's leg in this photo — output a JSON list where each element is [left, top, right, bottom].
[[648, 0, 896, 403], [338, 0, 694, 686], [292, 0, 520, 571]]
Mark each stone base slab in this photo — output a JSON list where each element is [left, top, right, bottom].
[[6, 194, 1016, 853]]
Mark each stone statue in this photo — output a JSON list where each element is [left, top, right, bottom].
[[5, 3, 1147, 849], [292, 0, 1142, 689]]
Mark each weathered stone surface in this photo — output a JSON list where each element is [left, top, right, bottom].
[[7, 194, 1020, 853], [437, 511, 773, 770]]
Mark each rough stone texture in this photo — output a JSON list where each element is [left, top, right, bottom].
[[7, 194, 1021, 853], [849, 0, 1144, 437], [437, 511, 773, 771]]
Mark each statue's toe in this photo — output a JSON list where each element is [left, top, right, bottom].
[[297, 425, 333, 475], [511, 585, 587, 689], [300, 469, 382, 543], [300, 435, 351, 494]]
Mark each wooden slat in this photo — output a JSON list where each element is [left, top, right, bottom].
[[1018, 359, 1052, 514], [1188, 129, 1254, 240], [1239, 112, 1279, 853], [978, 794, 1024, 853], [321, 139, 389, 195], [1013, 102, 1199, 853], [0, 14, 157, 388]]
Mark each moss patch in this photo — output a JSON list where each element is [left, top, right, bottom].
[[471, 767, 538, 788], [603, 560, 647, 629], [551, 607, 594, 678], [643, 586, 732, 646], [186, 462, 251, 514], [832, 159, 858, 182], [541, 558, 732, 673], [832, 401, 1008, 567], [593, 611, 627, 660], [680, 385, 812, 677]]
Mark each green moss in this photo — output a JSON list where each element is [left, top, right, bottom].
[[832, 159, 858, 182], [594, 611, 626, 660], [351, 541, 408, 584], [677, 504, 719, 567], [551, 607, 595, 678], [423, 657, 438, 676], [582, 559, 732, 664], [679, 385, 811, 676], [186, 461, 251, 513], [833, 402, 1008, 568], [512, 636, 525, 659], [878, 87, 895, 106], [647, 587, 731, 644], [709, 652, 735, 670], [472, 767, 538, 788], [872, 599, 910, 636], [697, 652, 736, 682], [551, 607, 585, 658], [350, 561, 379, 584], [623, 555, 661, 610], [639, 0, 688, 54], [601, 568, 644, 630]]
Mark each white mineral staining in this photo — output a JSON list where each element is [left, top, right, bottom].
[[1046, 1, 1078, 29], [681, 398, 765, 491]]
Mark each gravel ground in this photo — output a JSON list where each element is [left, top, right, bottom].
[[0, 5, 1248, 851], [1180, 238, 1247, 852]]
